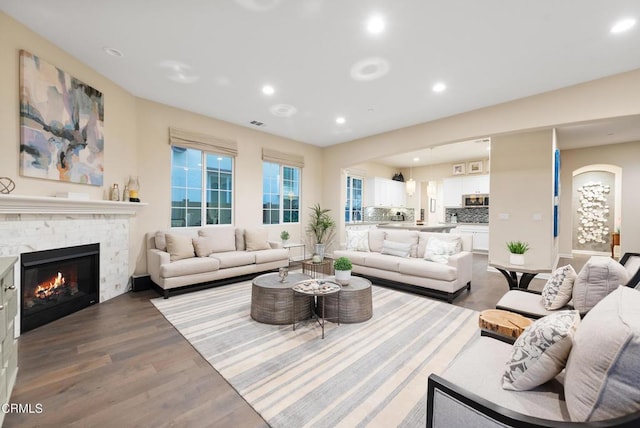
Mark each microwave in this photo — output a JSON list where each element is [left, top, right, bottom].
[[462, 194, 489, 207]]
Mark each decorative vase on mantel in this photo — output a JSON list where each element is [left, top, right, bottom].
[[128, 176, 140, 202]]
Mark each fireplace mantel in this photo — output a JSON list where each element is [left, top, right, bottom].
[[0, 194, 147, 215]]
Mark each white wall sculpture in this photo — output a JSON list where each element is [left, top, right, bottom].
[[576, 182, 610, 244]]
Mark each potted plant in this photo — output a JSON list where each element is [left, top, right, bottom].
[[507, 241, 529, 265], [306, 203, 336, 261], [280, 230, 290, 244], [333, 257, 352, 285]]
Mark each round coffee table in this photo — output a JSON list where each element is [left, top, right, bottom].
[[317, 276, 372, 323], [251, 272, 313, 324]]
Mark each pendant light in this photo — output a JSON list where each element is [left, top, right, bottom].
[[406, 165, 416, 196]]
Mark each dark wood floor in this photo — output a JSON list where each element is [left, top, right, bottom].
[[5, 254, 583, 427]]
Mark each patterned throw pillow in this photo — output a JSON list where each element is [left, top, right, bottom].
[[424, 237, 462, 264], [541, 265, 577, 310], [502, 310, 580, 391], [346, 229, 370, 252], [380, 240, 412, 258]]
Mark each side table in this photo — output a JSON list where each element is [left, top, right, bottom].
[[489, 261, 551, 290], [292, 279, 341, 339], [302, 258, 333, 279], [479, 309, 532, 344]]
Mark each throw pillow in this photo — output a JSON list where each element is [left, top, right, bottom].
[[541, 265, 578, 310], [502, 310, 580, 391], [244, 228, 271, 251], [165, 233, 195, 261], [424, 237, 462, 264], [346, 229, 370, 252], [572, 256, 629, 314], [192, 236, 215, 257], [198, 227, 236, 253], [564, 286, 640, 422], [154, 231, 167, 251], [380, 240, 412, 258]]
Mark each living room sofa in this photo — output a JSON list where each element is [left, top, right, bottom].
[[333, 229, 473, 302], [427, 285, 640, 427], [146, 227, 288, 298]]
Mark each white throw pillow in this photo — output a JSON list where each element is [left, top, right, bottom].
[[541, 265, 577, 310], [165, 233, 196, 261], [192, 236, 215, 257], [244, 228, 271, 251], [380, 240, 412, 258], [502, 310, 580, 391], [346, 229, 370, 252], [572, 256, 629, 314], [424, 237, 462, 264]]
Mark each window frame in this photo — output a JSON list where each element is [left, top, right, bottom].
[[345, 174, 364, 223], [262, 161, 301, 225]]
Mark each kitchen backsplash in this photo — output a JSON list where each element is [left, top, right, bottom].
[[445, 207, 489, 223], [363, 207, 415, 222]]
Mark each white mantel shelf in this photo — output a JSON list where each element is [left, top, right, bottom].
[[0, 194, 148, 215]]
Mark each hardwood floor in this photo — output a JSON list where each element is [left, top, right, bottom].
[[5, 253, 581, 427]]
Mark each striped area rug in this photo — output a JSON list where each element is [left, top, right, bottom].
[[152, 281, 479, 427]]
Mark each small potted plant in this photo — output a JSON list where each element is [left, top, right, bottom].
[[280, 230, 290, 244], [507, 241, 529, 265], [333, 256, 353, 285]]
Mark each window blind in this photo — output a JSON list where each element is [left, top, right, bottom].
[[261, 148, 304, 168], [169, 127, 238, 156]]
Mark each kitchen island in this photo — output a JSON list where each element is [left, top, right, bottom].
[[376, 223, 458, 233]]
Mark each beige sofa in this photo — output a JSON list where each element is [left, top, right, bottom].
[[333, 229, 473, 302], [146, 227, 288, 298]]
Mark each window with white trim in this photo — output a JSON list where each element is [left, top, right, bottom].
[[263, 162, 300, 224], [171, 146, 233, 227], [345, 175, 363, 222]]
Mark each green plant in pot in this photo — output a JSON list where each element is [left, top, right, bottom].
[[280, 230, 290, 244], [333, 256, 352, 285], [306, 203, 336, 262], [506, 240, 529, 265]]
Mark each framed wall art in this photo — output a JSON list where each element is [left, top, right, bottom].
[[19, 50, 104, 185], [452, 163, 465, 175], [468, 160, 483, 174]]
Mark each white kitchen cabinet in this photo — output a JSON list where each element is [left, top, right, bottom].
[[456, 224, 489, 252], [462, 175, 489, 195], [364, 177, 406, 207], [443, 177, 463, 207]]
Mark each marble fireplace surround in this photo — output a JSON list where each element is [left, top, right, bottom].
[[0, 195, 145, 333]]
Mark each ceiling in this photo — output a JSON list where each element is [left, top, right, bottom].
[[1, 1, 639, 150]]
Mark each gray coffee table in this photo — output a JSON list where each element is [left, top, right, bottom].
[[251, 272, 313, 324], [317, 276, 372, 323]]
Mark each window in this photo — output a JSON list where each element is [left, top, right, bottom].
[[171, 146, 233, 227], [263, 162, 300, 224], [345, 175, 363, 222]]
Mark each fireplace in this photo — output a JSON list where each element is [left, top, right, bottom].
[[21, 243, 100, 332]]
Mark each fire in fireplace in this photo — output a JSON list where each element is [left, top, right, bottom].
[[21, 243, 99, 332]]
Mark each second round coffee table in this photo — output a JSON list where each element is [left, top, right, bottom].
[[251, 272, 313, 324], [317, 275, 372, 323]]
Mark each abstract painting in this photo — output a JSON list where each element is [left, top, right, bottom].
[[19, 50, 104, 185]]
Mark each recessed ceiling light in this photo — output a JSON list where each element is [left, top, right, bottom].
[[350, 57, 390, 81], [367, 15, 385, 34], [336, 117, 346, 124], [432, 82, 447, 93], [262, 85, 275, 95], [611, 18, 636, 34], [103, 47, 123, 57], [413, 157, 420, 162]]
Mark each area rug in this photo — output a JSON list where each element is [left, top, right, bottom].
[[151, 281, 479, 427]]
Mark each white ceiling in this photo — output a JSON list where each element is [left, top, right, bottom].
[[2, 1, 639, 151]]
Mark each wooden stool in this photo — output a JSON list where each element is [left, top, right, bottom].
[[479, 309, 532, 344]]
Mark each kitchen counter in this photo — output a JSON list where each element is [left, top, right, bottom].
[[376, 223, 458, 233]]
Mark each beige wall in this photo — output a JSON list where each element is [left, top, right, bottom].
[[559, 140, 640, 257], [489, 130, 555, 267]]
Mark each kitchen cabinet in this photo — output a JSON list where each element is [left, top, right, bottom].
[[443, 175, 489, 207], [456, 224, 489, 252], [462, 175, 489, 195], [0, 257, 18, 427], [364, 177, 406, 207]]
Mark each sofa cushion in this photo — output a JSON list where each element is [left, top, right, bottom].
[[192, 236, 215, 257], [244, 229, 271, 251], [253, 248, 288, 264], [235, 228, 246, 251], [398, 259, 457, 281], [368, 229, 385, 252], [333, 250, 367, 265], [572, 256, 629, 314], [496, 290, 566, 318], [503, 310, 580, 391], [345, 229, 370, 252], [384, 230, 419, 257], [165, 233, 196, 261], [541, 265, 578, 310], [210, 251, 255, 268], [380, 240, 412, 258], [363, 252, 401, 272], [198, 227, 236, 253], [160, 256, 220, 278], [155, 231, 167, 251], [424, 237, 462, 264], [564, 286, 640, 422]]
